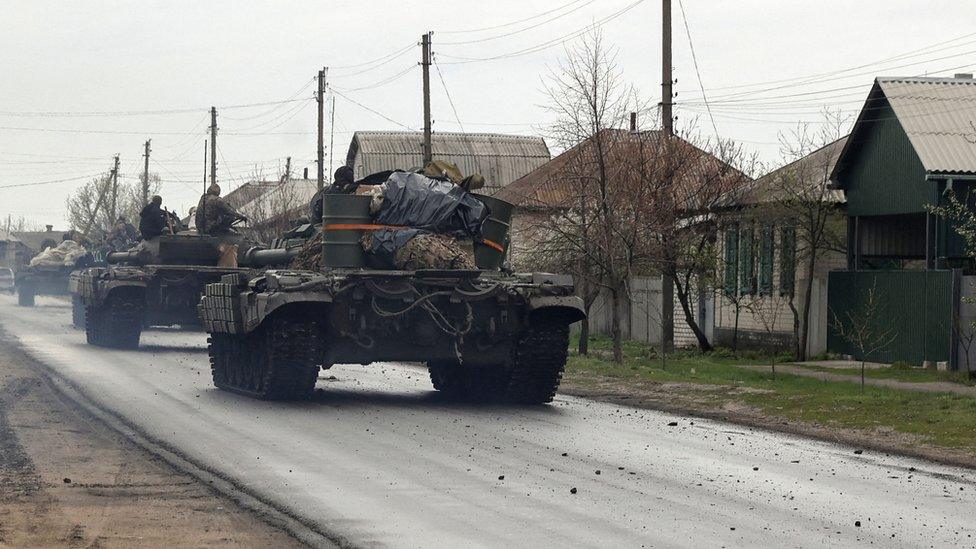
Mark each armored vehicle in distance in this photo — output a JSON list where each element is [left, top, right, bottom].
[[73, 231, 296, 348]]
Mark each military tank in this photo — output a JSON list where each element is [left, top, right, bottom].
[[199, 174, 585, 404], [72, 229, 298, 348]]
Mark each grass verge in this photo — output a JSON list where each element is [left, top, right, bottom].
[[564, 335, 976, 456]]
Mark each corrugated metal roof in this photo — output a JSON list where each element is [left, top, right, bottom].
[[871, 76, 976, 175], [496, 129, 749, 211], [346, 131, 550, 195], [735, 136, 848, 206]]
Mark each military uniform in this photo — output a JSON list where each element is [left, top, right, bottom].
[[195, 184, 245, 235]]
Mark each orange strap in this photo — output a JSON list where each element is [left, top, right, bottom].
[[325, 223, 505, 253]]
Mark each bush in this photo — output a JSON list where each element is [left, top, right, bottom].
[[890, 361, 916, 371], [711, 346, 735, 358]]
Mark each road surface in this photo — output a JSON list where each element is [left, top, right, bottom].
[[1, 295, 974, 548]]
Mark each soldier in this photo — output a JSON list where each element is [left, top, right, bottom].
[[309, 166, 358, 222], [195, 183, 247, 235], [139, 196, 168, 240]]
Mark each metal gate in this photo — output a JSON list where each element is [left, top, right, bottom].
[[827, 270, 955, 365]]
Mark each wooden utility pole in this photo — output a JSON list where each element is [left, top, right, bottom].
[[142, 139, 151, 205], [661, 0, 675, 354], [421, 32, 432, 164], [317, 68, 326, 189], [210, 107, 218, 187], [284, 156, 291, 183], [662, 0, 674, 136], [109, 154, 120, 223], [85, 157, 117, 234], [328, 95, 336, 184]]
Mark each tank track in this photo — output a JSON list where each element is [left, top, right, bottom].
[[17, 288, 34, 307], [209, 315, 323, 400], [504, 319, 569, 404], [427, 318, 569, 404], [86, 293, 144, 349], [71, 297, 86, 329]]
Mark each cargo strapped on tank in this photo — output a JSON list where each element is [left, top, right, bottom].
[[323, 223, 505, 253]]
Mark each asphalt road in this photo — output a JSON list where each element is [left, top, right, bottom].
[[1, 295, 974, 548]]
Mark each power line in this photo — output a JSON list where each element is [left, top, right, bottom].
[[331, 89, 415, 130], [335, 65, 417, 92], [676, 0, 718, 141], [0, 172, 105, 189], [329, 41, 415, 71], [677, 31, 976, 98], [437, 0, 598, 46], [437, 0, 587, 34], [437, 0, 647, 64]]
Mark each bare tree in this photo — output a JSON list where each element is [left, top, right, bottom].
[[829, 283, 896, 393], [527, 29, 651, 363], [66, 172, 160, 238], [744, 292, 792, 379], [767, 112, 848, 360]]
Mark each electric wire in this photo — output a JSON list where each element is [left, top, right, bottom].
[[676, 0, 719, 141]]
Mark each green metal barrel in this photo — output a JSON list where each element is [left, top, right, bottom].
[[472, 194, 514, 270], [322, 194, 372, 269]]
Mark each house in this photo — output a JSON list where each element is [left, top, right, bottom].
[[0, 231, 32, 268], [12, 225, 62, 255], [346, 131, 551, 195], [712, 136, 848, 356], [828, 74, 976, 369], [496, 127, 748, 348]]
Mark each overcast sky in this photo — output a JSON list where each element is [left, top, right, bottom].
[[1, 0, 974, 228]]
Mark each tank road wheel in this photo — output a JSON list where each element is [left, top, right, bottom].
[[504, 318, 570, 404], [427, 361, 510, 401], [71, 297, 86, 329], [17, 288, 34, 307], [85, 291, 144, 349], [209, 315, 323, 400]]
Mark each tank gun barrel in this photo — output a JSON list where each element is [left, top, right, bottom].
[[106, 250, 142, 264], [241, 246, 299, 267]]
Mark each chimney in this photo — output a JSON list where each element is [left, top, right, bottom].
[[630, 112, 638, 132], [303, 167, 309, 179], [45, 225, 52, 232], [954, 73, 973, 80]]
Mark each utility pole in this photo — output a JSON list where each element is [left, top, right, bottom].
[[284, 156, 291, 183], [661, 0, 674, 136], [85, 156, 117, 234], [317, 68, 326, 190], [210, 107, 218, 188], [421, 32, 432, 164], [661, 0, 675, 355], [328, 95, 336, 184], [109, 154, 120, 223], [142, 139, 151, 205]]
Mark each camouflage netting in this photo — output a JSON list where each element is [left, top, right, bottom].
[[365, 232, 475, 271], [290, 231, 323, 271]]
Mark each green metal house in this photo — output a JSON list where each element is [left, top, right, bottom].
[[829, 74, 976, 369]]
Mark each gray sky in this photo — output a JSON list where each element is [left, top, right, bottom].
[[1, 0, 974, 228]]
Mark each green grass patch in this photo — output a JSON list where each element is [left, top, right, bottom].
[[566, 334, 976, 452], [793, 363, 974, 385]]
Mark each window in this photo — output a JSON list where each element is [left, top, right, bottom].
[[739, 224, 755, 295], [759, 224, 774, 296], [780, 226, 796, 296], [723, 226, 738, 296]]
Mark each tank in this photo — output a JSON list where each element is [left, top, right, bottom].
[[199, 191, 586, 405], [72, 231, 300, 348], [16, 250, 97, 307]]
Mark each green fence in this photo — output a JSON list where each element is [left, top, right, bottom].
[[827, 270, 955, 365]]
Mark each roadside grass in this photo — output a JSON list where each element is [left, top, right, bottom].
[[565, 334, 976, 452], [792, 363, 974, 385]]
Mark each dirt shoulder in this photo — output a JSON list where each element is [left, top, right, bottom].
[[0, 330, 304, 548], [560, 370, 976, 470]]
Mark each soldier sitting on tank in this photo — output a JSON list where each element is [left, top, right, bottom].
[[309, 166, 358, 222], [195, 183, 247, 235], [139, 195, 168, 240]]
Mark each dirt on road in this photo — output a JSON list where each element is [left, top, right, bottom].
[[0, 330, 302, 548]]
